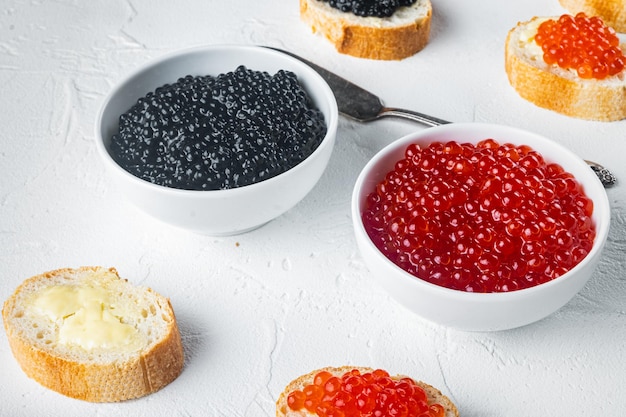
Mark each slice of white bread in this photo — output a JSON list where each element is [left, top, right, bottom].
[[276, 366, 459, 417], [559, 0, 626, 33], [2, 266, 184, 402], [299, 0, 432, 60], [505, 16, 626, 121]]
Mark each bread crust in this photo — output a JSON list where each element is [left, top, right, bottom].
[[299, 0, 432, 60], [505, 17, 626, 121], [2, 266, 185, 402], [559, 0, 626, 33], [276, 366, 459, 417]]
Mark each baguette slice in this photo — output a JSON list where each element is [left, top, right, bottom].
[[559, 0, 626, 33], [299, 0, 432, 60], [276, 366, 459, 417], [505, 16, 626, 121], [2, 266, 184, 402]]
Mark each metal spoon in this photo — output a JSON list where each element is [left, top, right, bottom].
[[268, 47, 617, 188]]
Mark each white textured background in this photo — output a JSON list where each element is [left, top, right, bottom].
[[1, 1, 625, 416]]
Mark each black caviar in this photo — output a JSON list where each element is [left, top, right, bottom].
[[110, 66, 327, 191], [320, 0, 416, 18]]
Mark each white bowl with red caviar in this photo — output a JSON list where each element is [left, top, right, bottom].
[[352, 123, 610, 331], [95, 45, 338, 235]]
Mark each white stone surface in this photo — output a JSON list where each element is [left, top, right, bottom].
[[1, 1, 625, 416]]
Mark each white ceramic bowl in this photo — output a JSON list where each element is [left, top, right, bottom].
[[95, 45, 338, 235], [352, 123, 610, 331]]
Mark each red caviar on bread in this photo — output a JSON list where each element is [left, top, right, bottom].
[[559, 0, 626, 33], [276, 366, 459, 417], [535, 13, 624, 79], [505, 13, 626, 121]]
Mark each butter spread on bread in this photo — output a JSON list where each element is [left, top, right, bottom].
[[2, 266, 184, 402], [30, 280, 145, 351]]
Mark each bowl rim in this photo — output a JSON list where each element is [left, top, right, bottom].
[[94, 44, 339, 196], [351, 122, 611, 300]]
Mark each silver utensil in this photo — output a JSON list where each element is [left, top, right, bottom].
[[276, 50, 450, 126], [268, 47, 617, 188]]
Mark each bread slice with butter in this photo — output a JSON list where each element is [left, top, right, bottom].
[[505, 15, 626, 121], [299, 0, 432, 60], [2, 266, 184, 402]]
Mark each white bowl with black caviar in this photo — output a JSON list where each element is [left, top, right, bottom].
[[352, 123, 610, 332], [95, 45, 338, 235]]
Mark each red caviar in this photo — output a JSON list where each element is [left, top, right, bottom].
[[534, 12, 625, 79], [287, 369, 445, 417], [362, 139, 595, 293]]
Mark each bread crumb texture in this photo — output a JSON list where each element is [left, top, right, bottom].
[[2, 266, 184, 402]]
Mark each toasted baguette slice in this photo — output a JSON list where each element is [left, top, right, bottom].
[[2, 266, 184, 402], [559, 0, 626, 33], [299, 0, 432, 60], [276, 366, 459, 417], [505, 16, 626, 121]]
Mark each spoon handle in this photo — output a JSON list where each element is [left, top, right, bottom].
[[378, 107, 451, 127]]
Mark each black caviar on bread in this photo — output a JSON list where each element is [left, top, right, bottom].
[[300, 0, 433, 60]]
